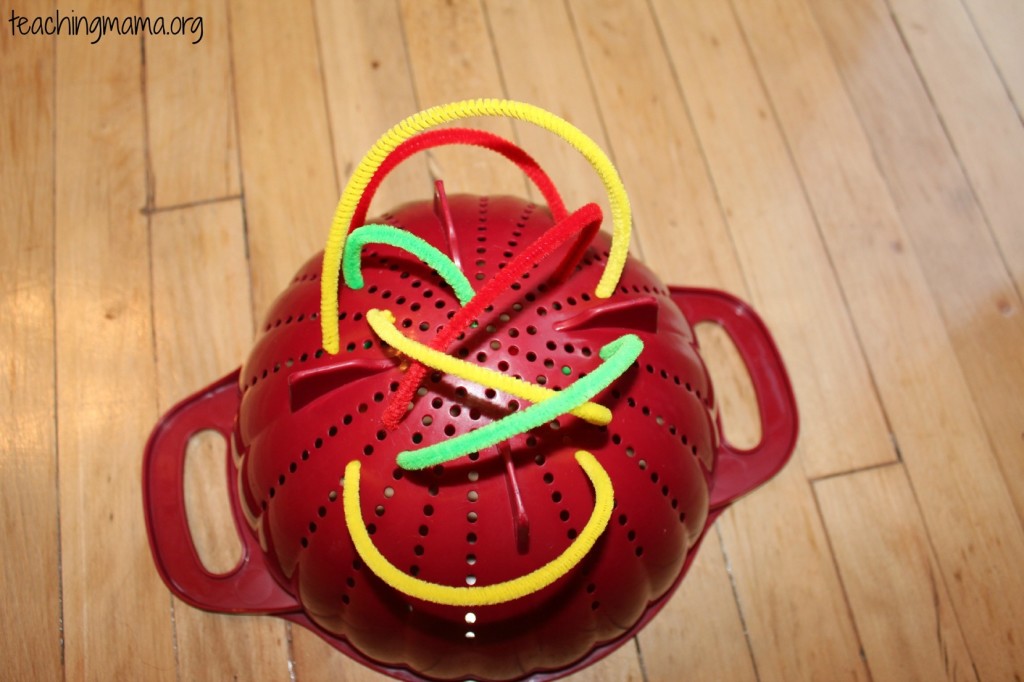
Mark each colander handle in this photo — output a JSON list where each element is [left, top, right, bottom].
[[669, 287, 799, 510], [142, 370, 299, 614]]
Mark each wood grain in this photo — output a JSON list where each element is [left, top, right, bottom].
[[732, 0, 1024, 678], [150, 201, 291, 681], [815, 464, 977, 682], [314, 0, 427, 221], [637, 532, 758, 682], [583, 0, 892, 480], [720, 467, 871, 682], [482, 0, 612, 218], [577, 643, 644, 682], [228, 0, 338, 317], [565, 0, 743, 289], [144, 0, 239, 208], [807, 0, 1024, 531], [397, 0, 527, 196], [0, 7, 62, 679], [886, 0, 1024, 294], [569, 3, 875, 679], [53, 1, 175, 677], [960, 0, 1024, 118]]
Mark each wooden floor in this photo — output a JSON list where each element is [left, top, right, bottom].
[[3, 0, 1023, 680]]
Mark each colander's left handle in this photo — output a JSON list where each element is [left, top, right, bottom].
[[143, 370, 299, 615]]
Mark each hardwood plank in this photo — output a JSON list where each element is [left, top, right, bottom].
[[637, 0, 914, 675], [562, 0, 749, 294], [568, 2, 872, 679], [886, 0, 1024, 293], [805, 0, 1024, 529], [314, 0, 427, 221], [719, 466, 869, 682], [150, 200, 290, 681], [144, 0, 239, 208], [575, 0, 891, 481], [0, 9, 63, 679], [482, 0, 613, 220], [54, 1, 175, 677], [960, 0, 1024, 118], [728, 0, 1024, 678], [151, 202, 253, 393], [815, 464, 977, 682], [566, 643, 644, 682], [228, 0, 338, 316], [292, 645, 392, 682], [397, 0, 527, 196], [637, 531, 758, 682]]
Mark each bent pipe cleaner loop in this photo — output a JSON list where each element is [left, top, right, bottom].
[[365, 308, 612, 427], [393, 333, 643, 471], [343, 450, 614, 607], [321, 98, 632, 354], [342, 225, 476, 306], [349, 127, 570, 230]]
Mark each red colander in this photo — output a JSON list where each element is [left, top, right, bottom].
[[143, 100, 798, 682]]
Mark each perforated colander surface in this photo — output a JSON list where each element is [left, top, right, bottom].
[[235, 194, 716, 681]]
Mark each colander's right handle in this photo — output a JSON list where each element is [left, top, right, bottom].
[[143, 370, 299, 615], [669, 287, 799, 510]]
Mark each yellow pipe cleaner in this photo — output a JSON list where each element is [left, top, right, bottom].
[[321, 98, 632, 354], [343, 450, 614, 606], [366, 309, 611, 426]]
